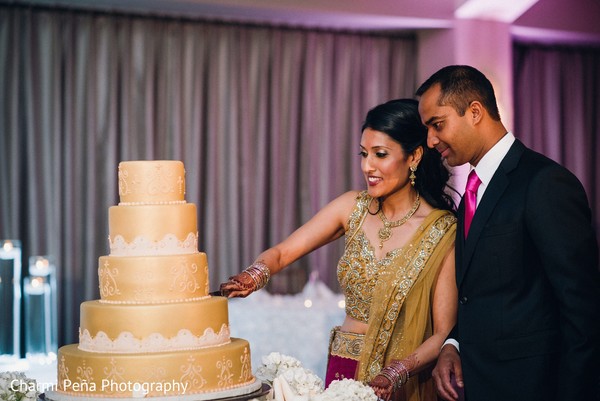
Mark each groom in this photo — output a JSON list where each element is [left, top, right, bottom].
[[416, 65, 600, 401]]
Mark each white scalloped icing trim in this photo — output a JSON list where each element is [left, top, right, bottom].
[[109, 233, 198, 256], [78, 324, 230, 353]]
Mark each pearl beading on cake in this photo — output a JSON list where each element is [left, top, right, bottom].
[[98, 294, 211, 305], [118, 200, 187, 206], [79, 325, 231, 353]]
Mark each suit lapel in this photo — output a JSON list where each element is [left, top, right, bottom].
[[457, 140, 526, 287]]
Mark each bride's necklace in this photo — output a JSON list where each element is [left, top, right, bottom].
[[377, 193, 421, 249]]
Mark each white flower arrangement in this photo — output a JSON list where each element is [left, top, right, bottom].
[[255, 352, 323, 400], [0, 371, 40, 401], [255, 353, 377, 401], [255, 352, 304, 384], [313, 379, 377, 401], [278, 367, 323, 397]]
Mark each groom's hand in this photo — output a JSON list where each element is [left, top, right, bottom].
[[432, 344, 463, 401]]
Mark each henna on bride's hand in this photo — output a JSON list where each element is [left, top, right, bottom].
[[369, 376, 393, 401]]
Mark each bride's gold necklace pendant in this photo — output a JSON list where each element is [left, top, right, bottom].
[[377, 193, 420, 249]]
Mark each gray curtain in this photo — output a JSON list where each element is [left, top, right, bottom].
[[513, 42, 600, 240], [0, 5, 417, 345]]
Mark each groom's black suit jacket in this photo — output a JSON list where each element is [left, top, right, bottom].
[[452, 139, 600, 401]]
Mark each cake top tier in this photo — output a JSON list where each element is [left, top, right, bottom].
[[118, 161, 186, 205]]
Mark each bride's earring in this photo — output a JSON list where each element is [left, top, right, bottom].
[[409, 165, 417, 186]]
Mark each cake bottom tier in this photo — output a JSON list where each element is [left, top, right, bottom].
[[51, 339, 257, 399]]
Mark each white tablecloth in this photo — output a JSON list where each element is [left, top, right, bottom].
[[0, 357, 57, 391]]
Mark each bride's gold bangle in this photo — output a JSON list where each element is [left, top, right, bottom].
[[242, 261, 271, 290], [380, 360, 410, 389]]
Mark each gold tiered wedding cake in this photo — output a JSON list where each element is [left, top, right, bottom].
[[47, 161, 260, 400]]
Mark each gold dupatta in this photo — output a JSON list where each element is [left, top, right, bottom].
[[356, 209, 456, 395]]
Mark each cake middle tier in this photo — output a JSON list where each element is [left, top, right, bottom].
[[108, 203, 198, 256], [98, 253, 209, 303], [79, 297, 229, 353]]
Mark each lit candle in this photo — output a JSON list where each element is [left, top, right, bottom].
[[25, 276, 46, 294], [29, 256, 51, 276], [2, 240, 14, 253]]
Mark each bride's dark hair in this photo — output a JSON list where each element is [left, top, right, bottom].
[[361, 98, 457, 212]]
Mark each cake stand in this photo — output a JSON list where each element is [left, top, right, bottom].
[[40, 382, 272, 401]]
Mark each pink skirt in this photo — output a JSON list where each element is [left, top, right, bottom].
[[324, 326, 364, 388]]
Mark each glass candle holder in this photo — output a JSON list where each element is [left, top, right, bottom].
[[0, 239, 22, 362], [28, 255, 58, 361], [24, 276, 52, 362]]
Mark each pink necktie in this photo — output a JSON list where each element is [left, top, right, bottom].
[[464, 170, 481, 238]]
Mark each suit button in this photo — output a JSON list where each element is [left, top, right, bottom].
[[459, 296, 468, 305]]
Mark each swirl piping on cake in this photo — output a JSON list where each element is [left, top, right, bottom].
[[109, 232, 198, 256], [79, 325, 231, 353]]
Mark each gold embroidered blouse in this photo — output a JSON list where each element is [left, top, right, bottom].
[[337, 191, 390, 323], [338, 191, 456, 401]]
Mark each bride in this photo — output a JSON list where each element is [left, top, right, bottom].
[[220, 99, 457, 401]]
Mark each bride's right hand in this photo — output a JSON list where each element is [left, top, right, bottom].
[[219, 271, 256, 298]]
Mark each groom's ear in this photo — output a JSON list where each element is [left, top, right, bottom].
[[468, 101, 484, 125]]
